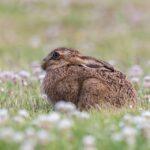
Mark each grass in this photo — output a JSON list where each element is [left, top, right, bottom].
[[0, 0, 150, 150]]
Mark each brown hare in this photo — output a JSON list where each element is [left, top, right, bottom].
[[41, 47, 137, 110]]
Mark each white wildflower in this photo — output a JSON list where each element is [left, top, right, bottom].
[[38, 73, 45, 81], [129, 104, 133, 109], [25, 127, 36, 139], [121, 126, 137, 145], [58, 119, 73, 131], [41, 94, 48, 100], [37, 129, 50, 144], [0, 88, 5, 92], [22, 80, 28, 86], [0, 127, 15, 141], [130, 77, 140, 90], [13, 115, 25, 124], [0, 108, 9, 124], [79, 111, 90, 119], [132, 116, 146, 128], [18, 109, 29, 118], [83, 135, 96, 150], [72, 111, 90, 120], [143, 76, 150, 89], [130, 77, 140, 83], [48, 112, 61, 123], [141, 111, 150, 120], [13, 132, 24, 143], [55, 101, 76, 113], [34, 112, 60, 129], [123, 114, 134, 126], [20, 139, 36, 150]]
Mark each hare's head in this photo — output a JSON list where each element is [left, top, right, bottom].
[[41, 47, 80, 71]]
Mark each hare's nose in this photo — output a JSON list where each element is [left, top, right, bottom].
[[41, 57, 48, 69], [41, 60, 47, 70], [43, 58, 47, 62]]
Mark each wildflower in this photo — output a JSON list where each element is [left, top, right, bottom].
[[72, 111, 90, 120], [57, 119, 73, 131], [18, 70, 30, 79], [20, 139, 36, 150], [121, 126, 137, 145], [55, 101, 76, 114], [13, 116, 25, 124], [25, 127, 36, 139], [130, 77, 140, 90], [18, 109, 29, 118], [79, 111, 90, 119], [83, 135, 96, 150], [22, 80, 28, 86], [128, 65, 143, 77], [13, 132, 24, 143], [41, 94, 48, 100], [37, 129, 51, 144], [0, 87, 5, 92], [141, 111, 150, 120], [34, 112, 60, 129], [143, 76, 150, 89], [0, 127, 15, 141], [0, 71, 20, 83], [132, 116, 146, 128], [0, 108, 9, 124], [31, 61, 42, 77], [129, 104, 133, 109], [38, 73, 45, 82], [47, 112, 61, 124], [122, 114, 134, 126], [31, 61, 41, 68]]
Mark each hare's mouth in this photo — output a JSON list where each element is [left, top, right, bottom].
[[41, 60, 53, 71], [41, 60, 47, 70], [41, 60, 60, 71]]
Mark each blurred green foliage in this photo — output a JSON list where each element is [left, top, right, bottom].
[[0, 0, 149, 70]]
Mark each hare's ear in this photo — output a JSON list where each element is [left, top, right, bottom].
[[85, 61, 114, 72], [86, 64, 100, 68], [101, 61, 115, 72]]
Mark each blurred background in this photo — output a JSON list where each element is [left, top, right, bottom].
[[0, 0, 149, 72]]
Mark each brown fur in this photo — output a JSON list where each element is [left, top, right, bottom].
[[41, 47, 137, 110]]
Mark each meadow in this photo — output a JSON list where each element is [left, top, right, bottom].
[[0, 0, 149, 150]]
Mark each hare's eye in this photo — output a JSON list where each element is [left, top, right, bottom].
[[51, 52, 60, 60]]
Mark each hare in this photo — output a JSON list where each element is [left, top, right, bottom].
[[41, 47, 137, 110]]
